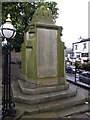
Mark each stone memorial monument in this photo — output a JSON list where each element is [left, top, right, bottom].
[[12, 7, 88, 118], [21, 6, 65, 86]]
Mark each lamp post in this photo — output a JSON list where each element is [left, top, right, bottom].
[[0, 14, 16, 117]]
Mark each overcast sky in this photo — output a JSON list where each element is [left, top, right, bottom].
[[46, 0, 89, 48]]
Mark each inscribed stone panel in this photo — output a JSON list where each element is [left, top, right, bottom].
[[37, 28, 57, 78]]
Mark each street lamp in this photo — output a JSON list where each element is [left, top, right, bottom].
[[0, 14, 16, 39], [0, 14, 16, 117]]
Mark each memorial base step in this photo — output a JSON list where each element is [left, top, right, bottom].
[[12, 80, 77, 105], [18, 79, 69, 95], [11, 80, 89, 118]]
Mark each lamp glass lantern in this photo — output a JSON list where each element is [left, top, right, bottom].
[[0, 14, 16, 39]]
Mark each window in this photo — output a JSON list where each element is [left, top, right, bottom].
[[77, 55, 80, 58], [83, 43, 87, 49], [82, 53, 88, 57], [75, 45, 77, 50]]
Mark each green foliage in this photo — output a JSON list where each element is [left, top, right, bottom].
[[75, 61, 90, 71], [36, 2, 59, 22], [2, 2, 59, 52], [82, 62, 90, 71]]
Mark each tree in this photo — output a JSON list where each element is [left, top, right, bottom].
[[2, 2, 59, 52]]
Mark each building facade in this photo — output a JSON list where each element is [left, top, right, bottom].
[[72, 38, 90, 63]]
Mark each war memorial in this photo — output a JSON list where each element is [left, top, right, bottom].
[[21, 6, 65, 86], [12, 6, 89, 118]]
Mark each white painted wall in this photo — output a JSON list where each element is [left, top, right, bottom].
[[73, 41, 90, 63]]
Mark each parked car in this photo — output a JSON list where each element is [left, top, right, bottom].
[[76, 69, 84, 74], [79, 71, 90, 84], [65, 66, 75, 74]]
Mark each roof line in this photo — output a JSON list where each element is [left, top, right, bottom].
[[73, 38, 90, 44]]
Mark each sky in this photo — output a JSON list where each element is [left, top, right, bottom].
[[46, 0, 89, 48]]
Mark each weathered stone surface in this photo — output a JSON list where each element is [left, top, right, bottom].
[[21, 6, 65, 85], [22, 112, 59, 118], [37, 28, 57, 78], [11, 54, 90, 119], [31, 5, 54, 24], [18, 79, 69, 95], [11, 71, 89, 118], [12, 80, 89, 118], [12, 80, 78, 105], [21, 104, 88, 118]]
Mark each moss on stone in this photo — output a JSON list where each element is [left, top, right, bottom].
[[21, 5, 65, 85], [32, 6, 54, 24]]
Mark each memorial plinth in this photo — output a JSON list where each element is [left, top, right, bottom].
[[21, 6, 65, 86]]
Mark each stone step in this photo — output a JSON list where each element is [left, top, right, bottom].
[[15, 93, 86, 118], [18, 79, 69, 95], [20, 104, 89, 118], [37, 96, 85, 113], [14, 85, 88, 116], [12, 80, 77, 105], [15, 85, 87, 115], [56, 104, 89, 118]]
